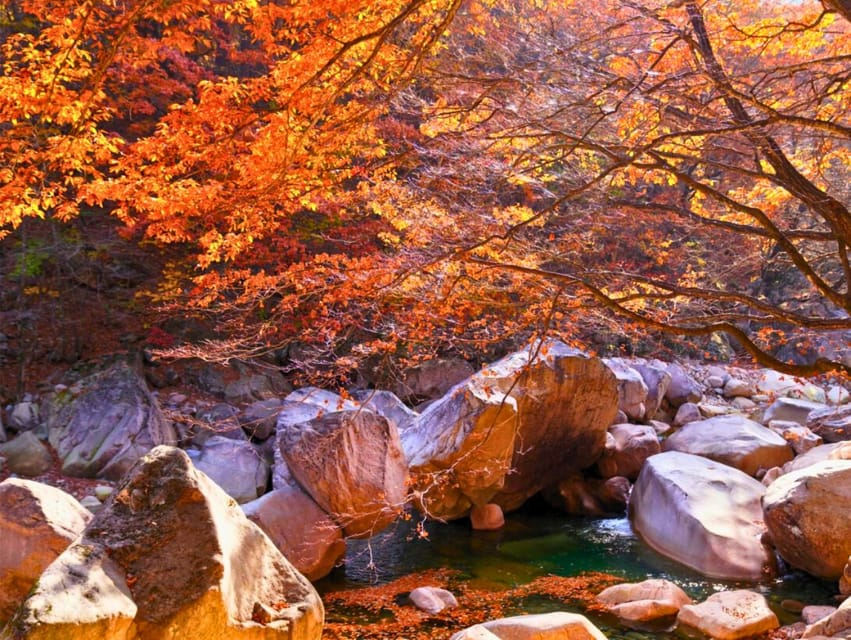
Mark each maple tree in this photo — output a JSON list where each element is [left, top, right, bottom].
[[1, 0, 849, 382]]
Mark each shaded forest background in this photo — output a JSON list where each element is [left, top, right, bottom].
[[1, 0, 849, 400]]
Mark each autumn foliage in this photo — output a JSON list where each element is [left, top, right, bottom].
[[1, 0, 849, 380]]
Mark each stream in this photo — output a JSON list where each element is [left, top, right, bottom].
[[317, 504, 838, 637]]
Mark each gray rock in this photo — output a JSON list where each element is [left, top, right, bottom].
[[394, 357, 475, 403], [409, 587, 458, 614], [0, 432, 53, 477], [673, 402, 702, 426], [723, 378, 755, 398], [195, 435, 269, 504], [43, 362, 177, 480], [192, 403, 247, 445], [630, 451, 776, 580], [633, 362, 672, 421], [604, 358, 648, 421], [239, 398, 285, 441], [353, 389, 418, 432], [665, 363, 702, 407], [662, 415, 793, 477], [7, 401, 39, 433], [763, 397, 827, 427], [271, 390, 360, 491]]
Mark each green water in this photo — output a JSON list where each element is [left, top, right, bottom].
[[317, 506, 838, 634]]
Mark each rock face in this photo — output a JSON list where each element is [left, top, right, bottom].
[[677, 590, 779, 640], [630, 451, 776, 581], [662, 415, 793, 476], [545, 474, 630, 516], [596, 579, 692, 622], [402, 341, 618, 520], [0, 479, 92, 622], [43, 362, 177, 480], [6, 446, 323, 640], [763, 459, 851, 579], [242, 487, 346, 581], [281, 410, 408, 538]]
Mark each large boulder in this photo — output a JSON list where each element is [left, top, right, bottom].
[[242, 487, 346, 581], [6, 446, 323, 640], [451, 612, 607, 640], [43, 362, 177, 480], [662, 415, 793, 477], [280, 410, 407, 538], [763, 459, 851, 579], [194, 436, 269, 504], [402, 341, 618, 520], [596, 579, 692, 623], [677, 590, 779, 640], [0, 479, 92, 622], [271, 388, 361, 491], [630, 451, 776, 581]]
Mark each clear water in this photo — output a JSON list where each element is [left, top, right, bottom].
[[317, 505, 838, 632]]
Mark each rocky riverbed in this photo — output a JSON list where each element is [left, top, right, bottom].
[[1, 341, 850, 639]]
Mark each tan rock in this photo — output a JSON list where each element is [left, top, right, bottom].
[[0, 479, 92, 621], [470, 504, 505, 531], [597, 578, 692, 622], [479, 612, 608, 640], [596, 423, 660, 480], [242, 487, 346, 581], [8, 446, 323, 640], [403, 340, 618, 520], [282, 410, 408, 538], [763, 460, 851, 579], [803, 596, 851, 638], [677, 590, 779, 640]]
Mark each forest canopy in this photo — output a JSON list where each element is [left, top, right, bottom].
[[1, 0, 850, 380]]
